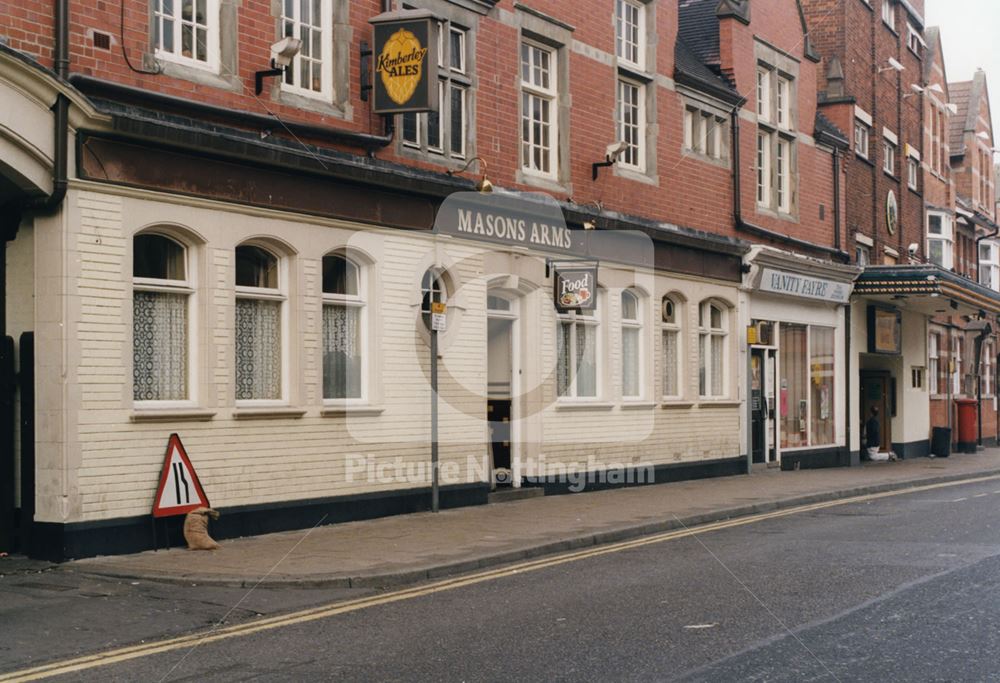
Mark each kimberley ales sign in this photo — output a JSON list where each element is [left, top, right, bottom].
[[370, 11, 438, 114]]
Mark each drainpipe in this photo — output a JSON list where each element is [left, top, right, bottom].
[[730, 106, 850, 261], [833, 147, 842, 252]]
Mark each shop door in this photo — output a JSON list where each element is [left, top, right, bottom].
[[487, 300, 516, 487], [751, 349, 778, 465], [860, 372, 893, 452]]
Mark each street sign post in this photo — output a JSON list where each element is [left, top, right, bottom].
[[430, 302, 445, 512]]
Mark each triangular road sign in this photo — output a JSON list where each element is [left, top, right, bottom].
[[152, 433, 210, 518]]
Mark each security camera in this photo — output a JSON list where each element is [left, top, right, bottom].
[[270, 37, 302, 68], [908, 243, 919, 256], [605, 141, 628, 162], [887, 57, 905, 73], [910, 84, 924, 94]]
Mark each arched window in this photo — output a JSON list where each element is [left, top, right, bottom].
[[621, 290, 643, 399], [698, 300, 727, 398], [420, 269, 447, 330], [322, 253, 365, 400], [133, 233, 191, 402], [235, 244, 284, 401], [557, 290, 600, 399], [661, 295, 682, 398]]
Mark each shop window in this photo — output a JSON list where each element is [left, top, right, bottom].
[[928, 333, 940, 394], [557, 292, 600, 399], [698, 301, 727, 398], [235, 244, 284, 402], [621, 290, 642, 399], [322, 253, 365, 401], [280, 0, 332, 100], [985, 343, 994, 397], [780, 324, 836, 448], [661, 295, 682, 398], [133, 233, 192, 402], [153, 0, 219, 70]]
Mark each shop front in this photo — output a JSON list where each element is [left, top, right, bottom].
[[743, 248, 858, 470], [851, 265, 1000, 460]]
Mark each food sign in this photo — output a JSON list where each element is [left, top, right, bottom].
[[553, 263, 598, 313], [370, 10, 438, 114]]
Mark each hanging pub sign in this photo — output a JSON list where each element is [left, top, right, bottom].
[[553, 262, 598, 312], [369, 10, 438, 114]]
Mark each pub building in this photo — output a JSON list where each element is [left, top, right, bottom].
[[0, 10, 756, 558]]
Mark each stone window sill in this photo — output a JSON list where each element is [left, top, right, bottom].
[[554, 401, 615, 411], [321, 405, 386, 417], [232, 407, 308, 420], [131, 408, 216, 423]]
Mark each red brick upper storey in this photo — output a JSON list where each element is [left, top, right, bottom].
[[949, 70, 996, 223], [921, 26, 952, 214], [0, 0, 845, 254], [802, 0, 927, 265]]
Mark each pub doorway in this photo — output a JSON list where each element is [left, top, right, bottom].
[[487, 292, 518, 487], [860, 370, 893, 452]]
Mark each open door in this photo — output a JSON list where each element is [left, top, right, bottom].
[[860, 371, 893, 452]]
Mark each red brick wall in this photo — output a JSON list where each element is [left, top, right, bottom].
[[0, 0, 850, 252]]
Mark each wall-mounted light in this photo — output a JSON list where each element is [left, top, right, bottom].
[[946, 102, 959, 115], [447, 157, 493, 193], [255, 37, 302, 95], [927, 83, 945, 95]]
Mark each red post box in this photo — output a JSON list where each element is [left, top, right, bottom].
[[955, 398, 978, 454]]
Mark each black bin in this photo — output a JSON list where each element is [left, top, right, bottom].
[[931, 426, 952, 458]]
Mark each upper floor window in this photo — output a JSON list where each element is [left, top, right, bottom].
[[661, 295, 682, 398], [698, 301, 727, 398], [927, 212, 953, 269], [907, 155, 919, 190], [684, 106, 727, 161], [907, 23, 923, 55], [617, 78, 645, 171], [883, 137, 897, 175], [280, 0, 332, 99], [757, 66, 797, 214], [881, 0, 895, 31], [557, 294, 600, 399], [621, 290, 643, 399], [153, 0, 219, 70], [615, 0, 645, 69], [323, 253, 366, 400], [855, 120, 871, 159], [521, 40, 558, 178], [133, 233, 192, 403], [980, 242, 999, 291], [402, 20, 471, 161], [235, 244, 284, 402]]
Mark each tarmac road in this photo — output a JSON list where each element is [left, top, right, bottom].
[[6, 476, 1000, 681]]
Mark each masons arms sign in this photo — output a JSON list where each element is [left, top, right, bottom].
[[369, 10, 439, 114]]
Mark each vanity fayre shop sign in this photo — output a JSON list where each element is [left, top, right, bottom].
[[370, 10, 438, 114], [758, 268, 851, 304]]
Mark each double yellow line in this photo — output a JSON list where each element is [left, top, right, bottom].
[[4, 474, 998, 682]]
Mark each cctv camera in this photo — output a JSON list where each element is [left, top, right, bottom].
[[887, 57, 904, 73], [908, 243, 919, 255], [909, 84, 924, 94], [270, 37, 302, 68], [605, 141, 627, 162]]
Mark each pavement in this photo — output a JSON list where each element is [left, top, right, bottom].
[[70, 450, 1000, 589]]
